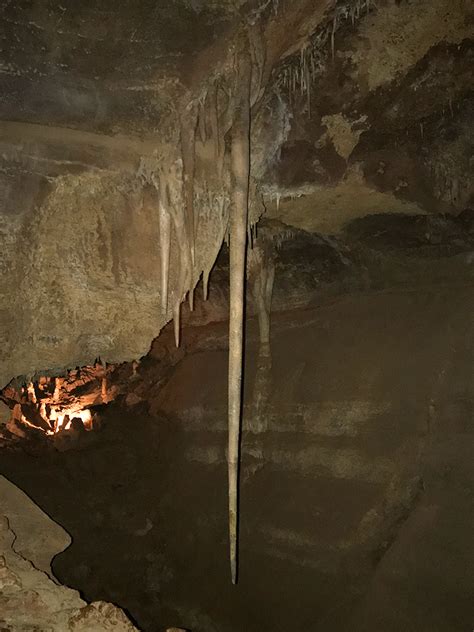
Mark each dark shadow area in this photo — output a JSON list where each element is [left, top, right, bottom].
[[1, 268, 474, 630]]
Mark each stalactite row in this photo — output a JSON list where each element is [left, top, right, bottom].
[[138, 151, 192, 346], [137, 81, 232, 341], [275, 0, 376, 112], [262, 182, 310, 215], [193, 181, 231, 301], [168, 159, 193, 346], [137, 109, 262, 352]]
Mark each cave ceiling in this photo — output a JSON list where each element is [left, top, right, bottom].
[[0, 0, 473, 387]]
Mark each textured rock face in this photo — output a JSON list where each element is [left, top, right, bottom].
[[0, 0, 311, 387], [0, 213, 473, 630], [0, 475, 70, 579], [0, 475, 138, 632], [2, 230, 473, 630], [0, 0, 473, 389], [1, 170, 160, 387], [264, 1, 473, 231]]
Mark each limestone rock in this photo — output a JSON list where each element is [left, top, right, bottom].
[[0, 476, 138, 632], [0, 475, 71, 579], [68, 601, 137, 631], [0, 0, 472, 390]]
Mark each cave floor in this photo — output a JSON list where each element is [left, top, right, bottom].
[[1, 286, 474, 632]]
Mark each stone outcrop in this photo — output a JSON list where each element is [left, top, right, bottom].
[[0, 475, 138, 632]]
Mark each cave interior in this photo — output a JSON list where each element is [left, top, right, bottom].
[[0, 1, 473, 631]]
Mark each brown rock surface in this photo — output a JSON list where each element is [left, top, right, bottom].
[[0, 475, 138, 632], [1, 0, 471, 390]]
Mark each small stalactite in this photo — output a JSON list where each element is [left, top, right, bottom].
[[198, 92, 208, 143], [274, 0, 377, 117], [168, 156, 193, 348], [210, 83, 221, 168], [203, 269, 210, 300], [173, 299, 181, 348], [180, 101, 199, 267]]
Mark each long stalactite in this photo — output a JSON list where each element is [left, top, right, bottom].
[[138, 0, 339, 584], [228, 34, 252, 585], [168, 158, 192, 348]]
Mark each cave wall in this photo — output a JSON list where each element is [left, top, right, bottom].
[[1, 0, 473, 389], [2, 229, 473, 630], [264, 0, 473, 231], [0, 155, 227, 388], [0, 0, 330, 387]]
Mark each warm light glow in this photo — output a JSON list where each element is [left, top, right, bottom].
[[11, 376, 99, 437], [48, 407, 93, 434]]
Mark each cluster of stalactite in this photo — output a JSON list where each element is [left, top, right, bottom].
[[275, 0, 376, 112], [136, 23, 270, 582], [137, 36, 265, 350], [136, 0, 376, 580]]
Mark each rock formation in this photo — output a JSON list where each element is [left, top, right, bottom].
[[0, 475, 138, 631], [0, 0, 472, 582]]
